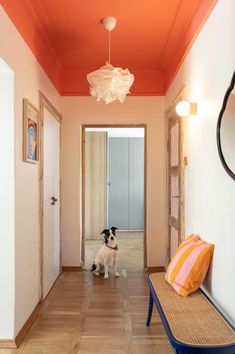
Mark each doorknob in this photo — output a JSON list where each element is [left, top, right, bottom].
[[51, 197, 58, 205], [107, 181, 111, 186]]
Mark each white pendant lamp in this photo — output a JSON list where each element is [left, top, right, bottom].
[[87, 16, 134, 104]]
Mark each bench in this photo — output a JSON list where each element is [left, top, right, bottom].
[[146, 273, 235, 354]]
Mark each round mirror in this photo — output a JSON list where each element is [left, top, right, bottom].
[[217, 71, 235, 180]]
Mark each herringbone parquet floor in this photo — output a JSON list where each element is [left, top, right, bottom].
[[0, 233, 172, 354]]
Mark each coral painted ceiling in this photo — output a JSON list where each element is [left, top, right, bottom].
[[1, 0, 217, 95]]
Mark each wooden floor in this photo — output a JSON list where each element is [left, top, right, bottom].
[[1, 233, 172, 354]]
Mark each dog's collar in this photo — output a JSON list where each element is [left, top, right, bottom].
[[105, 244, 118, 251]]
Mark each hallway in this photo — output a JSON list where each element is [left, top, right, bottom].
[[1, 270, 172, 354], [2, 1, 234, 350]]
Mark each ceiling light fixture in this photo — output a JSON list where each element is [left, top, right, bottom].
[[87, 16, 134, 104], [175, 101, 197, 117]]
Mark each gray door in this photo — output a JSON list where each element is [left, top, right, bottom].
[[108, 137, 144, 230], [108, 138, 129, 229]]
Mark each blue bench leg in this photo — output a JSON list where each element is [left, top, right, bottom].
[[146, 291, 153, 326]]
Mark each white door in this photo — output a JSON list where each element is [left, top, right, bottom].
[[43, 108, 60, 299]]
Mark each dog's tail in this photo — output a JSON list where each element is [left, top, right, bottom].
[[91, 263, 96, 272]]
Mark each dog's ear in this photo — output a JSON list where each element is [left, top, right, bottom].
[[111, 226, 118, 235], [101, 229, 109, 244]]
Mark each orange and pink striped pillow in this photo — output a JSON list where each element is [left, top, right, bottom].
[[165, 235, 214, 296]]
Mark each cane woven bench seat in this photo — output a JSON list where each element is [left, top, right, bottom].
[[147, 272, 235, 353]]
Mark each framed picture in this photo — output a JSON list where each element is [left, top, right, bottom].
[[23, 99, 39, 163]]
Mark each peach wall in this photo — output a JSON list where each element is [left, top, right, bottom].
[[166, 0, 235, 325], [60, 96, 167, 268], [0, 6, 61, 337], [0, 4, 167, 339]]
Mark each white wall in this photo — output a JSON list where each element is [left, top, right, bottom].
[[60, 96, 167, 268], [166, 0, 235, 325], [0, 59, 15, 338], [0, 6, 61, 337]]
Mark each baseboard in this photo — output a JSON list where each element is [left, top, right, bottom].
[[146, 266, 165, 273], [62, 266, 84, 271], [0, 302, 42, 349], [15, 302, 42, 347], [0, 339, 17, 349]]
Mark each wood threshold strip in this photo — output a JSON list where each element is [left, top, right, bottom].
[[62, 266, 84, 271]]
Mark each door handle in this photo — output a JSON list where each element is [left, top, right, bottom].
[[51, 197, 58, 205]]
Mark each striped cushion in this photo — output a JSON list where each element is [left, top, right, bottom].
[[165, 235, 214, 296]]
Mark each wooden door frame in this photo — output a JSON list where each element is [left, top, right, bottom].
[[166, 88, 186, 263], [39, 92, 62, 301], [81, 124, 147, 268]]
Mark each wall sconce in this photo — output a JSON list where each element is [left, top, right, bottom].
[[175, 101, 197, 117]]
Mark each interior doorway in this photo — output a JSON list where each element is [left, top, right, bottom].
[[82, 125, 147, 272]]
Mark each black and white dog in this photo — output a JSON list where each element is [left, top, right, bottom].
[[92, 227, 120, 279]]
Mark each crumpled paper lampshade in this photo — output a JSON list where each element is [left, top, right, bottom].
[[87, 17, 134, 104], [87, 63, 134, 104]]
